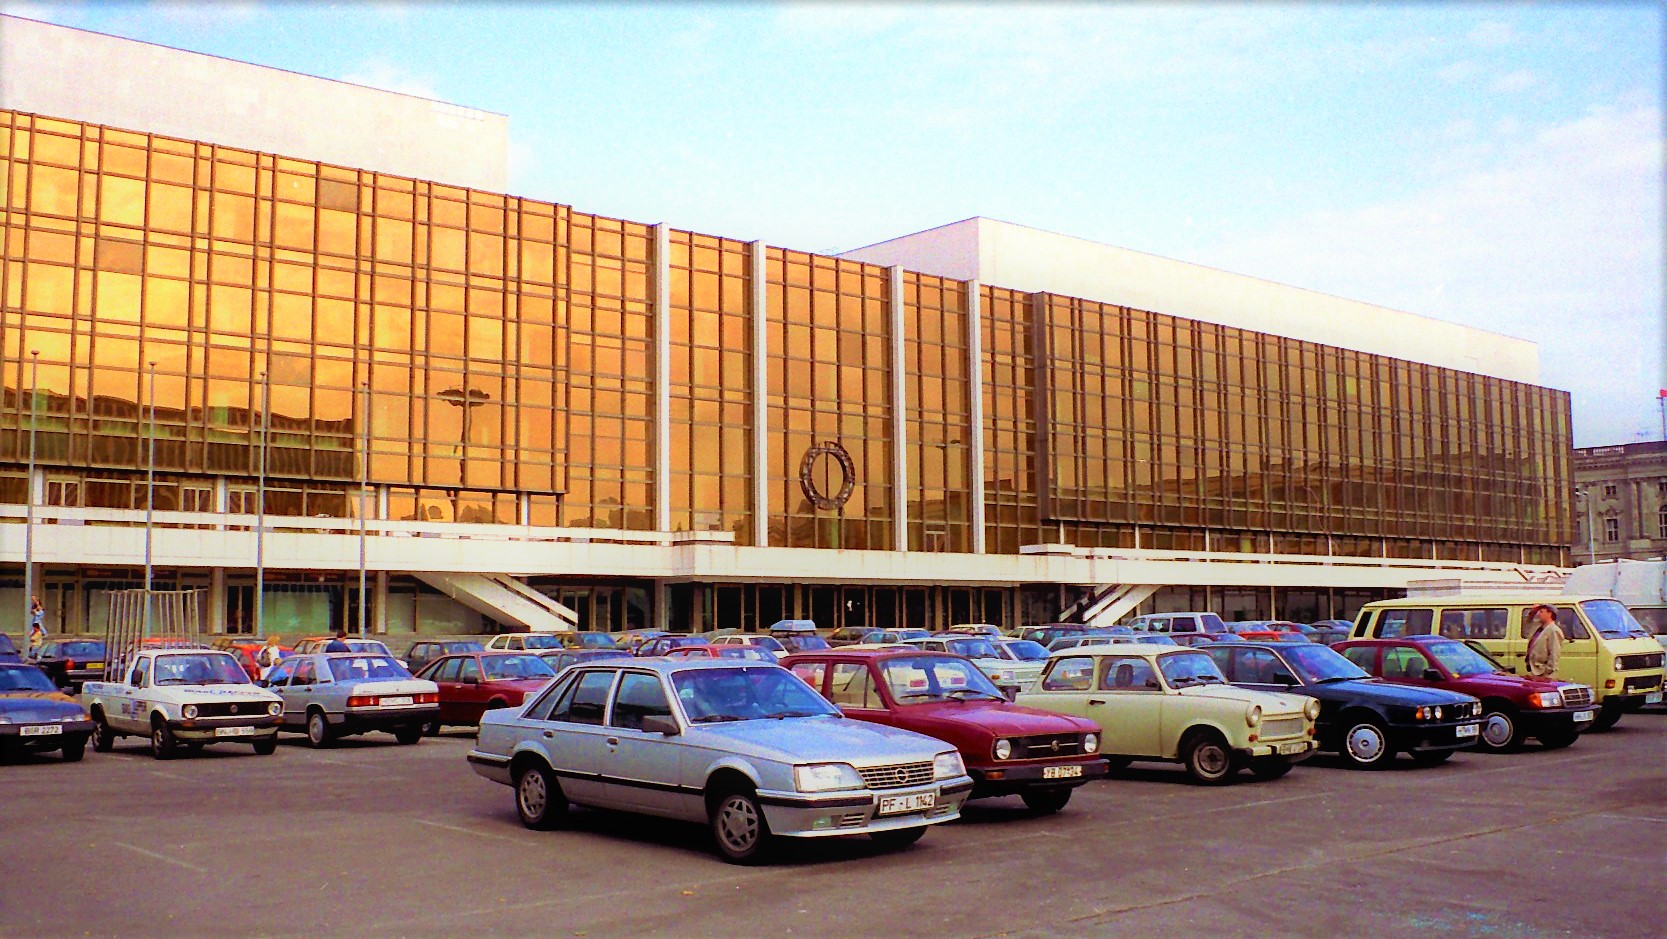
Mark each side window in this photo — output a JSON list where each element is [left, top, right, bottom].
[[789, 661, 827, 691], [1339, 646, 1379, 674], [1519, 607, 1586, 641], [266, 660, 296, 686], [610, 673, 672, 730], [1441, 608, 1508, 640], [293, 660, 316, 686], [434, 658, 462, 682], [828, 663, 880, 709], [1382, 646, 1433, 680], [1204, 646, 1232, 677], [1149, 618, 1170, 634], [1231, 648, 1281, 684], [1041, 656, 1094, 691], [1172, 617, 1198, 633], [458, 658, 481, 682], [1098, 656, 1158, 691], [524, 674, 576, 722], [566, 670, 615, 725], [1376, 608, 1434, 638]]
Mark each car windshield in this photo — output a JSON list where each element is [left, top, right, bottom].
[[780, 636, 830, 652], [58, 641, 105, 657], [0, 635, 17, 654], [673, 666, 839, 722], [153, 653, 250, 685], [1280, 644, 1369, 683], [347, 640, 393, 656], [576, 633, 618, 649], [880, 655, 1006, 702], [1158, 652, 1227, 687], [482, 655, 556, 680], [1581, 600, 1649, 639], [944, 638, 1000, 658], [327, 656, 412, 682], [747, 636, 786, 652], [1001, 640, 1049, 661], [446, 642, 484, 653], [717, 647, 775, 662], [1423, 641, 1500, 677], [0, 665, 56, 692], [520, 635, 565, 650], [896, 629, 930, 640]]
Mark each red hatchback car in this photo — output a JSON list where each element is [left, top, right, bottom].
[[1333, 637, 1597, 752], [782, 648, 1107, 813], [413, 651, 556, 735]]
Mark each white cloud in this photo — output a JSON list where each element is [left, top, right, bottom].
[[1467, 20, 1519, 49], [1198, 101, 1664, 446], [338, 58, 437, 101], [148, 0, 260, 28], [1490, 69, 1537, 94]]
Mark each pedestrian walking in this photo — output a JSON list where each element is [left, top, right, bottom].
[[324, 629, 350, 653], [1524, 603, 1565, 678], [27, 596, 46, 661], [257, 634, 284, 677]]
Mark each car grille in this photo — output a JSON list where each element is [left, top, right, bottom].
[[1561, 685, 1594, 708], [1617, 652, 1664, 671], [1260, 717, 1305, 739], [837, 813, 868, 829], [1623, 674, 1662, 693], [1014, 734, 1085, 758], [194, 701, 271, 718], [857, 762, 934, 790]]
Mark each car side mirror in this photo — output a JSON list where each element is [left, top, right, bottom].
[[254, 678, 268, 687], [462, 675, 479, 685], [1144, 678, 1161, 689], [641, 715, 680, 736], [1422, 668, 1443, 682], [1272, 671, 1297, 686]]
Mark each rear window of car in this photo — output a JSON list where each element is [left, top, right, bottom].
[[328, 656, 410, 682], [59, 642, 104, 657]]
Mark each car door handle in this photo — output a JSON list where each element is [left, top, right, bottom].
[[1088, 699, 1107, 706], [605, 737, 620, 746], [542, 731, 554, 739]]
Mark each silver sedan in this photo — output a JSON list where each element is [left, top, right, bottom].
[[469, 658, 972, 863], [262, 653, 439, 747]]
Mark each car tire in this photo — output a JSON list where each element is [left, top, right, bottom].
[[1537, 729, 1578, 750], [305, 711, 333, 749], [393, 724, 423, 746], [869, 826, 928, 850], [1182, 731, 1235, 785], [184, 741, 206, 754], [149, 719, 176, 761], [1590, 704, 1623, 732], [1341, 719, 1393, 769], [1478, 707, 1523, 752], [1102, 756, 1133, 773], [1020, 788, 1073, 814], [252, 738, 278, 756], [1249, 758, 1294, 780], [61, 737, 87, 762], [710, 789, 773, 864], [514, 762, 568, 830], [91, 714, 115, 753], [1409, 749, 1453, 766], [423, 720, 442, 737]]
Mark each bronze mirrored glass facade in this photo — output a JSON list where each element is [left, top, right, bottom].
[[0, 109, 1572, 564]]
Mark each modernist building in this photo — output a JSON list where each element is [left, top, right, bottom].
[[0, 16, 1573, 639], [1572, 441, 1667, 564]]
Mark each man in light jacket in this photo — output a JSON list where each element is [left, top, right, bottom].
[[1525, 604, 1566, 678]]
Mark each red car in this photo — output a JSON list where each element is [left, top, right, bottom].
[[1333, 637, 1597, 751], [781, 648, 1107, 813], [413, 651, 556, 734], [664, 644, 777, 663]]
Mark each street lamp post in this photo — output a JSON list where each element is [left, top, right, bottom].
[[142, 361, 157, 639], [255, 370, 270, 637], [357, 381, 370, 638], [23, 350, 39, 634]]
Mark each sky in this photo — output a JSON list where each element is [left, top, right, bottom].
[[3, 0, 1662, 447]]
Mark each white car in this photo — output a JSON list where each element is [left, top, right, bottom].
[[485, 633, 570, 652], [899, 637, 1042, 696], [81, 648, 283, 759]]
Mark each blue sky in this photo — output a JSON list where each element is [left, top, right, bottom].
[[6, 1, 1663, 446]]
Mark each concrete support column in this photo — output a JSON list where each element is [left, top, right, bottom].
[[750, 240, 769, 548], [209, 568, 226, 633], [889, 266, 909, 554], [654, 580, 670, 631], [965, 280, 986, 554], [653, 223, 672, 535], [373, 570, 389, 634]]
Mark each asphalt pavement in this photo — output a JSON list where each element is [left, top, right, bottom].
[[1, 713, 1663, 939]]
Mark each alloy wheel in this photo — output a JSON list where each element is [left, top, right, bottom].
[[518, 769, 547, 819], [717, 795, 760, 853]]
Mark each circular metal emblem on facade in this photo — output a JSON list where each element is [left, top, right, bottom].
[[799, 441, 856, 511]]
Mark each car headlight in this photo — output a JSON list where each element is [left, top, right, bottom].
[[993, 738, 1013, 760], [1304, 699, 1321, 720], [1413, 706, 1446, 721], [1246, 705, 1262, 727], [1083, 733, 1099, 754], [933, 751, 966, 780], [0, 714, 12, 724], [182, 704, 198, 720], [793, 763, 863, 793], [267, 702, 282, 716], [1527, 691, 1563, 709], [1613, 657, 1624, 672], [60, 712, 88, 722]]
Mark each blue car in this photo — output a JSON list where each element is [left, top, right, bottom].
[[0, 633, 20, 664], [0, 663, 94, 762]]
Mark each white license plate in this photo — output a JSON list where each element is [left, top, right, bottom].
[[1042, 764, 1083, 779], [379, 696, 413, 707], [20, 724, 63, 737], [1646, 692, 1663, 705], [215, 725, 256, 737], [1455, 722, 1480, 738], [876, 792, 936, 816], [1573, 709, 1595, 722], [1277, 741, 1308, 755]]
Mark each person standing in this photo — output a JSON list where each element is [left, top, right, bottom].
[[323, 629, 350, 653], [257, 634, 285, 677], [1525, 603, 1566, 679], [26, 596, 46, 660]]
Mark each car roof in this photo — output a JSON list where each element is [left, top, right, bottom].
[[1045, 642, 1193, 658], [573, 657, 783, 675], [1363, 594, 1605, 606]]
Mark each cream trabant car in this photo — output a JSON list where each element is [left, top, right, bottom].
[[1016, 644, 1319, 784]]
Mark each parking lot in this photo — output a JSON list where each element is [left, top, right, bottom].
[[2, 715, 1662, 939]]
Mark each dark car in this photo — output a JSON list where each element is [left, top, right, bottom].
[[560, 632, 621, 650], [1015, 624, 1088, 646], [825, 626, 875, 647], [775, 634, 832, 654], [413, 652, 555, 734], [634, 635, 711, 657], [0, 633, 20, 664], [1334, 637, 1596, 752], [1303, 622, 1353, 646], [0, 663, 94, 762], [407, 640, 486, 674], [1205, 641, 1482, 769], [537, 648, 630, 673], [34, 639, 107, 689]]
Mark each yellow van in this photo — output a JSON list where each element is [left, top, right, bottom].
[[1352, 595, 1664, 730]]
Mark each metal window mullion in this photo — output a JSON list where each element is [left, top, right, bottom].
[[653, 223, 671, 533], [889, 267, 908, 553], [966, 280, 986, 553], [750, 241, 768, 548]]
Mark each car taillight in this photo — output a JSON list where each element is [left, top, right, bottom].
[[64, 659, 75, 670], [417, 693, 438, 704], [347, 695, 376, 707]]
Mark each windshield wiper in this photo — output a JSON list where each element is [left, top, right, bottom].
[[1314, 675, 1355, 684], [946, 689, 1004, 700], [154, 677, 188, 685], [691, 714, 747, 723], [770, 710, 826, 719], [896, 692, 945, 700]]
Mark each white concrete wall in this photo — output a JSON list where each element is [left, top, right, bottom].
[[841, 217, 1541, 382], [0, 14, 508, 191]]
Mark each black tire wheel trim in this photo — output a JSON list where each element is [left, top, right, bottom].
[[150, 721, 175, 760], [1021, 788, 1073, 814], [61, 738, 87, 762], [92, 715, 114, 753]]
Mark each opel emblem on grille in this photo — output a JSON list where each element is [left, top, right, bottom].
[[230, 704, 239, 714], [1049, 739, 1060, 752]]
